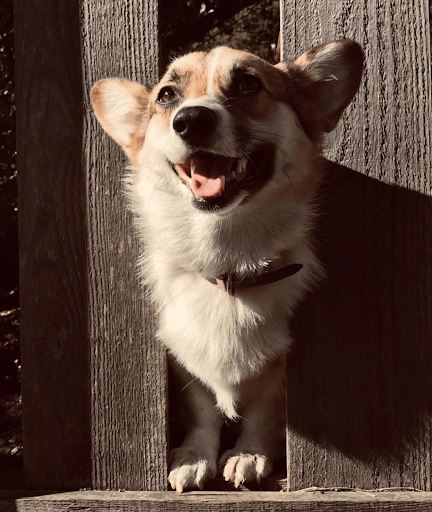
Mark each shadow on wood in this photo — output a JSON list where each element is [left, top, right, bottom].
[[288, 160, 432, 489], [16, 0, 93, 489]]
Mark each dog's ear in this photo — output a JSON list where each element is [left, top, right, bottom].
[[278, 40, 363, 135], [91, 79, 150, 152]]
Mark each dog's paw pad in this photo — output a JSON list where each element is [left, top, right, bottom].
[[169, 448, 216, 493], [220, 452, 273, 488]]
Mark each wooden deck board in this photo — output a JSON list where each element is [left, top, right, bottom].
[[2, 490, 432, 512]]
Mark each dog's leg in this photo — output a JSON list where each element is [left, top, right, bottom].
[[169, 365, 224, 493], [218, 358, 286, 488]]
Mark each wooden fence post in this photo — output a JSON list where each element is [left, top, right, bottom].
[[15, 0, 167, 490], [281, 0, 432, 491]]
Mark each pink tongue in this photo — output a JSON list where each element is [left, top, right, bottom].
[[191, 173, 224, 199]]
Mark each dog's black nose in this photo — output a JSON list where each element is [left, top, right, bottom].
[[173, 106, 217, 144]]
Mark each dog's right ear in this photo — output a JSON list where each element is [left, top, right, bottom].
[[91, 79, 150, 153]]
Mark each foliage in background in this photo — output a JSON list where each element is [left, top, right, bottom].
[[0, 0, 17, 311], [160, 0, 280, 70], [0, 0, 21, 481]]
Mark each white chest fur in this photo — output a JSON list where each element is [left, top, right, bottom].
[[131, 176, 319, 418]]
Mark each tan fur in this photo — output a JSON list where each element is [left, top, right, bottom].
[[91, 40, 363, 492]]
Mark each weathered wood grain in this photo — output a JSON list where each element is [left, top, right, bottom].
[[16, 0, 167, 490], [2, 490, 432, 512], [15, 0, 91, 489], [81, 0, 167, 492], [281, 0, 432, 491]]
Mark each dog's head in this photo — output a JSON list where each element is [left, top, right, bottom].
[[92, 41, 362, 214]]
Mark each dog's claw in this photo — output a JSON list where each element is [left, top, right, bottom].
[[168, 447, 216, 492], [220, 452, 273, 488]]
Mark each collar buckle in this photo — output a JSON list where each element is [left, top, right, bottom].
[[215, 274, 235, 296]]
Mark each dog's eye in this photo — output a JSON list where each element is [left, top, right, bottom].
[[157, 86, 178, 105], [236, 74, 262, 95]]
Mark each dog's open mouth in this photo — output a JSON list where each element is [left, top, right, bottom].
[[172, 146, 275, 212]]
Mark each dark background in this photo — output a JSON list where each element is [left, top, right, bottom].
[[0, 0, 280, 487], [0, 0, 20, 485]]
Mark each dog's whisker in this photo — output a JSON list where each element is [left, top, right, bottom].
[[248, 134, 296, 153], [248, 128, 298, 144], [181, 377, 199, 392], [282, 164, 299, 205], [145, 175, 164, 214], [238, 148, 255, 168], [220, 96, 235, 107]]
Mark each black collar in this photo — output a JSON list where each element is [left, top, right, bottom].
[[204, 263, 303, 296]]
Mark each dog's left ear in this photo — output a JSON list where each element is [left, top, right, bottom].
[[278, 40, 363, 135], [91, 79, 150, 157]]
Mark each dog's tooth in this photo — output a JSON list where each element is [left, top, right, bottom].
[[214, 176, 226, 198], [221, 175, 226, 191], [233, 159, 247, 181], [190, 160, 196, 178], [230, 160, 237, 180], [233, 160, 241, 180]]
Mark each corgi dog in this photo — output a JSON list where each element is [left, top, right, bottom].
[[91, 40, 363, 492]]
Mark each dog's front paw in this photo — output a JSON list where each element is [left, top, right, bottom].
[[168, 447, 216, 493], [219, 451, 273, 488]]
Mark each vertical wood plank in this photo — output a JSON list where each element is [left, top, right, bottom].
[[15, 0, 91, 489], [81, 0, 167, 492], [16, 0, 167, 490], [281, 0, 432, 491]]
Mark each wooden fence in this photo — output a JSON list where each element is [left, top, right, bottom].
[[7, 0, 432, 510]]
